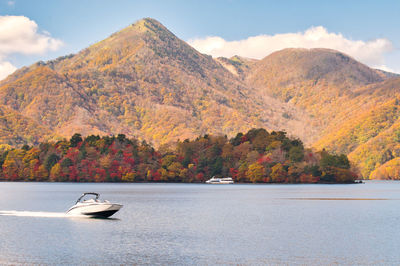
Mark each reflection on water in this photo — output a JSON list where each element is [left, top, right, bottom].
[[0, 181, 400, 265]]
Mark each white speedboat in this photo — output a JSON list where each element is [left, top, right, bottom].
[[205, 176, 234, 184], [66, 192, 122, 218]]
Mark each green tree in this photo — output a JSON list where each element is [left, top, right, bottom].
[[45, 153, 60, 171], [320, 152, 350, 170], [211, 157, 223, 176], [61, 158, 73, 168], [288, 146, 304, 162], [117, 134, 126, 142], [230, 132, 243, 146], [70, 133, 83, 147]]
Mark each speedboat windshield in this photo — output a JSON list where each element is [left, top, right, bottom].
[[76, 192, 100, 204]]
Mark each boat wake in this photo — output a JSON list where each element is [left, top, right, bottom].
[[0, 210, 86, 218], [285, 198, 390, 201]]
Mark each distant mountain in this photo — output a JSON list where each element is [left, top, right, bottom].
[[1, 18, 400, 178], [246, 48, 385, 119], [374, 68, 400, 79], [246, 48, 400, 178], [248, 48, 385, 87], [215, 56, 257, 79]]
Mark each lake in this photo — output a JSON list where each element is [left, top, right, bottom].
[[0, 181, 400, 265]]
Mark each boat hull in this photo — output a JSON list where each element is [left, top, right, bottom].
[[82, 209, 120, 218], [67, 203, 122, 218], [205, 178, 234, 184], [206, 181, 234, 184]]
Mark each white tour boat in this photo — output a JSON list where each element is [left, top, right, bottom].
[[205, 176, 234, 184]]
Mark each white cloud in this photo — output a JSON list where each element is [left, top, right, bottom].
[[7, 1, 15, 6], [374, 64, 400, 74], [188, 26, 394, 70], [0, 16, 63, 81], [0, 59, 16, 81], [0, 61, 17, 80], [0, 16, 62, 55]]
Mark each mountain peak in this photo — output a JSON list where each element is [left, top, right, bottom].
[[101, 17, 174, 44], [130, 17, 169, 35], [50, 17, 186, 72], [248, 47, 384, 89]]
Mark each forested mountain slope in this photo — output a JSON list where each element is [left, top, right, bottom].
[[246, 48, 400, 178], [1, 18, 400, 178], [0, 18, 317, 147]]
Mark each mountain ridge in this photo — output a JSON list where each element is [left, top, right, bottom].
[[245, 48, 400, 178], [1, 18, 400, 178], [0, 18, 317, 147]]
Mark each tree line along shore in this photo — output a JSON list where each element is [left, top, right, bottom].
[[0, 128, 357, 183]]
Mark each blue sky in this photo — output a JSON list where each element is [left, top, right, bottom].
[[1, 0, 399, 79]]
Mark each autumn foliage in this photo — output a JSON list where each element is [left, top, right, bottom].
[[0, 18, 398, 180], [0, 129, 357, 183]]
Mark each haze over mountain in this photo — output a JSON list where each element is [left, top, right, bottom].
[[1, 18, 400, 178]]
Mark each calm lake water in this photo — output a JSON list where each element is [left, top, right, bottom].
[[1, 181, 400, 265]]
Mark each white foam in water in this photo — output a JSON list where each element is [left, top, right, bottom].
[[0, 210, 86, 218]]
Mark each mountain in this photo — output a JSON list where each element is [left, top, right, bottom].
[[247, 48, 385, 88], [1, 18, 400, 179], [246, 48, 400, 178], [314, 78, 400, 177], [246, 48, 385, 122], [0, 104, 51, 146], [215, 55, 257, 79], [375, 69, 400, 79], [0, 18, 317, 147], [370, 157, 400, 180]]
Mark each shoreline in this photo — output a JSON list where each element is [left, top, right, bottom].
[[0, 180, 363, 185]]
